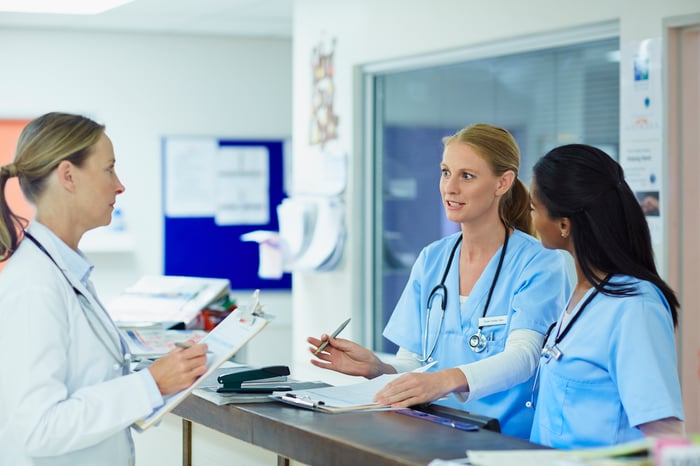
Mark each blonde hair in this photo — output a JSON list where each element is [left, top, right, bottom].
[[443, 123, 534, 236], [0, 112, 105, 260]]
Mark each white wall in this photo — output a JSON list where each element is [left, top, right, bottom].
[[0, 28, 293, 354], [0, 28, 292, 297], [289, 0, 700, 382]]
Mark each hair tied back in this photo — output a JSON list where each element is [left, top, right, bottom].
[[1, 164, 18, 178]]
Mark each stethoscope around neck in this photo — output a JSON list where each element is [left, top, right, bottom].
[[420, 225, 510, 362], [23, 231, 131, 372]]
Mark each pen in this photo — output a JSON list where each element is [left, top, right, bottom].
[[314, 318, 351, 355], [175, 341, 212, 353], [281, 393, 315, 408], [396, 409, 479, 432]]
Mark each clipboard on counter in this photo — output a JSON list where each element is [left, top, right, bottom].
[[270, 363, 439, 414], [133, 291, 269, 431], [269, 372, 404, 414], [272, 392, 387, 413]]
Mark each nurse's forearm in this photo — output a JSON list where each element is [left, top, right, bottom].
[[457, 328, 542, 401], [638, 417, 685, 437]]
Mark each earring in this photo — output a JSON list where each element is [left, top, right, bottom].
[[561, 231, 569, 239]]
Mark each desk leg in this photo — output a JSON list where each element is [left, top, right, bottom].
[[182, 419, 192, 466], [277, 455, 290, 466]]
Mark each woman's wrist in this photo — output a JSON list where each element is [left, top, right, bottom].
[[445, 367, 469, 393], [367, 359, 396, 379]]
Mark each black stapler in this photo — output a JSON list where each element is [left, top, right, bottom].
[[217, 365, 292, 393]]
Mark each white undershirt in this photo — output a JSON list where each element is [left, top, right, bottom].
[[393, 328, 543, 402]]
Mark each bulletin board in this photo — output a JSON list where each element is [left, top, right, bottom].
[[162, 137, 291, 290]]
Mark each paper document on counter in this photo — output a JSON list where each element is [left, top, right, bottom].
[[132, 292, 268, 431], [466, 438, 652, 466], [193, 363, 329, 406], [271, 361, 436, 413]]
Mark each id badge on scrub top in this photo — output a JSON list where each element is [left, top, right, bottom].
[[477, 315, 508, 327]]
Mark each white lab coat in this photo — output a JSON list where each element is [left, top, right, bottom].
[[0, 224, 155, 466]]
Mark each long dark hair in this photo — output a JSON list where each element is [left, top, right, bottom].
[[532, 144, 679, 326]]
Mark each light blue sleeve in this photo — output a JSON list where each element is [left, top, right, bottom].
[[609, 283, 684, 427], [509, 248, 570, 334]]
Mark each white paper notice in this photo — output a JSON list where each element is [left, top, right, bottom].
[[215, 146, 270, 226], [164, 138, 217, 217], [620, 38, 663, 247]]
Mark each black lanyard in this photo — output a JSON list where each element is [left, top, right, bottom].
[[427, 225, 509, 316], [478, 226, 510, 321], [542, 274, 611, 361], [555, 275, 612, 344]]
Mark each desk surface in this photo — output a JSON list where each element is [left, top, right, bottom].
[[173, 395, 542, 466]]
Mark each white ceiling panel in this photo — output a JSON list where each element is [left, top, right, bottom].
[[0, 0, 292, 37]]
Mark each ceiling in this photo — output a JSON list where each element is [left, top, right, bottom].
[[0, 0, 293, 38]]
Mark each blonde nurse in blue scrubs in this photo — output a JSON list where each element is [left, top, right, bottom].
[[309, 123, 570, 439], [529, 144, 684, 448]]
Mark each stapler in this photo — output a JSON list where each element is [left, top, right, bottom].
[[217, 365, 292, 393]]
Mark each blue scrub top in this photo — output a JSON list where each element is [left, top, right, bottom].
[[383, 229, 570, 439], [530, 276, 684, 449]]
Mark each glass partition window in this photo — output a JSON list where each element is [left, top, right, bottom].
[[369, 38, 619, 352]]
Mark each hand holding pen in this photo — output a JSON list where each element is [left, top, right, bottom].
[[307, 319, 395, 379], [313, 318, 351, 355], [149, 341, 209, 395]]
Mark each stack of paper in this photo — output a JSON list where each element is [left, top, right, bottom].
[[272, 371, 418, 413], [107, 275, 230, 327], [122, 328, 207, 359], [463, 438, 653, 466], [193, 363, 329, 405], [271, 361, 436, 413]]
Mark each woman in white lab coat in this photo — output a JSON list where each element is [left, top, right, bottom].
[[0, 112, 209, 466]]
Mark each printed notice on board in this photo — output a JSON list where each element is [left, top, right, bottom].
[[164, 139, 270, 225], [620, 38, 663, 247], [164, 138, 217, 217], [215, 146, 270, 226]]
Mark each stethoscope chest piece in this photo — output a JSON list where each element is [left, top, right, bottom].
[[468, 330, 488, 353]]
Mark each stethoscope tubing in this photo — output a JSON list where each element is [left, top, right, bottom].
[[421, 225, 510, 361], [23, 231, 130, 370]]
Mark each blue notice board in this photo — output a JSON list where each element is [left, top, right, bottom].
[[163, 138, 291, 290]]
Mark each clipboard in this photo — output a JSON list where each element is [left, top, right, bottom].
[[132, 299, 269, 431], [270, 362, 439, 414], [269, 373, 402, 414], [272, 392, 387, 413]]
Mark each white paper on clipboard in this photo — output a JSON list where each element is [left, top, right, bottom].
[[132, 306, 268, 431]]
